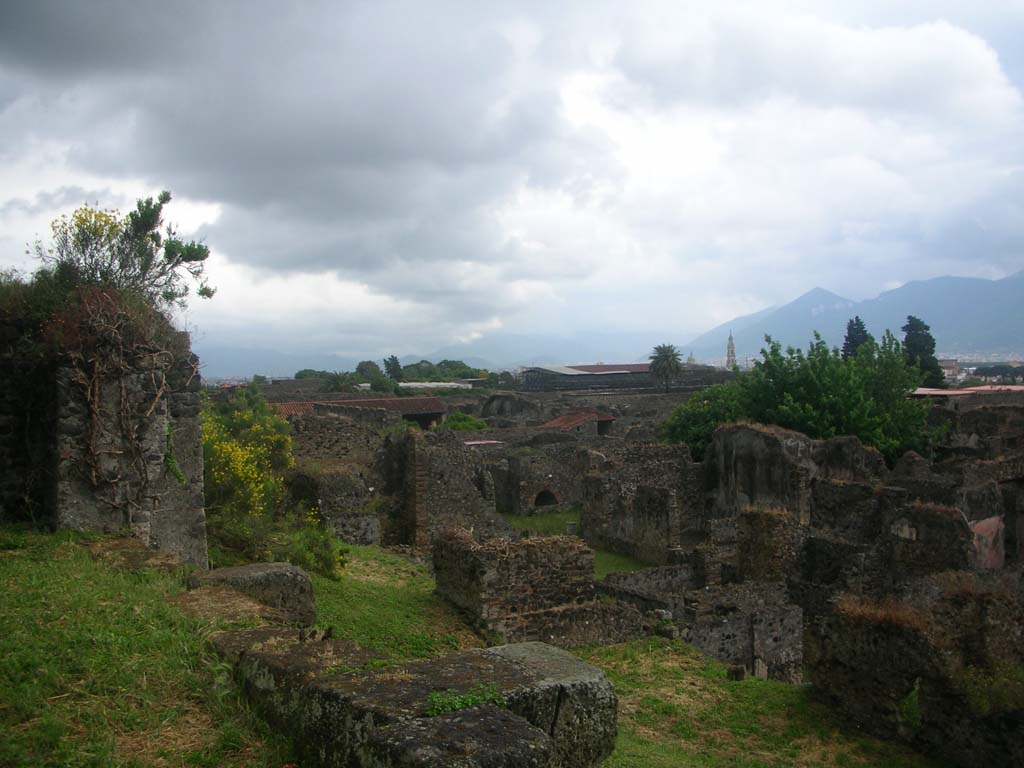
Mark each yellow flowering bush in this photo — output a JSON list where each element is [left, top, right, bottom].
[[202, 386, 345, 577]]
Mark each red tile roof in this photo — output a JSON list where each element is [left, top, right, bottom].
[[273, 397, 447, 417], [913, 385, 1024, 398], [567, 363, 650, 374], [540, 410, 616, 429]]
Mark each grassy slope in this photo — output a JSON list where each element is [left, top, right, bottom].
[[1, 527, 943, 768], [0, 527, 290, 768], [313, 545, 482, 659]]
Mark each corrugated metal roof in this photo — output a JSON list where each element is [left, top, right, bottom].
[[525, 363, 650, 375]]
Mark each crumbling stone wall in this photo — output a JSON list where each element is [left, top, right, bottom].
[[53, 341, 208, 566], [433, 529, 651, 647], [581, 444, 700, 564], [379, 430, 510, 546], [0, 321, 208, 566]]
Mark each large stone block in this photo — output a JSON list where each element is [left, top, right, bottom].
[[189, 562, 316, 625], [214, 627, 616, 768], [361, 705, 553, 768]]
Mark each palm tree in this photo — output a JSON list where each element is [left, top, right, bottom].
[[649, 344, 683, 391]]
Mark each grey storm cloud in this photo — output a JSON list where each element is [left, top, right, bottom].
[[1, 1, 1023, 360]]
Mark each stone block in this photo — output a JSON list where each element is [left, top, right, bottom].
[[189, 562, 316, 625], [215, 629, 615, 768], [361, 704, 553, 767]]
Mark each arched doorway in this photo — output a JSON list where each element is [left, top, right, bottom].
[[534, 489, 558, 507]]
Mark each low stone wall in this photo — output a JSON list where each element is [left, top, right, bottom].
[[216, 628, 618, 768], [433, 529, 653, 647]]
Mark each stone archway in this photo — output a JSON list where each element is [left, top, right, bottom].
[[534, 489, 559, 507]]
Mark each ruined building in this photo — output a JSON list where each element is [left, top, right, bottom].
[[0, 309, 208, 567]]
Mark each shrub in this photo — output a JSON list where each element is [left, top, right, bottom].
[[202, 386, 346, 578], [441, 411, 487, 431]]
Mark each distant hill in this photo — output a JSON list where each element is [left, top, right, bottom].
[[193, 344, 358, 379], [685, 272, 1024, 364]]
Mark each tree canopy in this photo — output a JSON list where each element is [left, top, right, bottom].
[[841, 316, 873, 360], [662, 332, 931, 464], [33, 191, 213, 310], [649, 343, 683, 391], [383, 355, 403, 381], [901, 315, 944, 388]]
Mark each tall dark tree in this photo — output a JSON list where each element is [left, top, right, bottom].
[[356, 360, 383, 379], [901, 315, 944, 388], [383, 355, 403, 382], [841, 316, 873, 360], [649, 343, 683, 391]]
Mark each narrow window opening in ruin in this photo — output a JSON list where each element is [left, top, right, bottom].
[[597, 420, 612, 436], [534, 489, 558, 507]]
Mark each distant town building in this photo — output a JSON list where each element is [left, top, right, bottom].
[[726, 332, 737, 370], [938, 359, 962, 382]]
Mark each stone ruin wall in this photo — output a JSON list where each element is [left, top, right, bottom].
[[580, 443, 701, 565], [284, 409, 394, 545], [0, 325, 208, 567], [378, 430, 512, 547], [433, 529, 651, 648]]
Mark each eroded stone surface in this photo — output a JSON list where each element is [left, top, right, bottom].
[[213, 628, 616, 768], [362, 704, 553, 768], [188, 562, 316, 625]]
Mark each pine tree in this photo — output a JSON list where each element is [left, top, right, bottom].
[[841, 316, 874, 360], [901, 315, 944, 388]]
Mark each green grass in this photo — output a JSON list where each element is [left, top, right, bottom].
[[502, 509, 651, 579], [502, 508, 581, 536], [0, 526, 291, 768], [313, 545, 482, 660], [594, 549, 650, 580], [577, 638, 945, 768], [0, 527, 946, 768]]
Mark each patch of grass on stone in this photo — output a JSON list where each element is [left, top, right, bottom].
[[313, 545, 483, 660], [0, 525, 292, 768], [577, 637, 945, 768], [425, 683, 505, 716]]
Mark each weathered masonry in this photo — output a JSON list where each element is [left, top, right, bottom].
[[0, 314, 208, 566]]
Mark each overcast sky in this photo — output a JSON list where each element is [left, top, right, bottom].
[[1, 1, 1022, 360]]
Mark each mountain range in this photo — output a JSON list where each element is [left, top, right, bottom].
[[685, 271, 1024, 364], [193, 272, 1023, 377]]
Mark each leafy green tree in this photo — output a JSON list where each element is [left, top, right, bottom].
[[402, 359, 438, 381], [841, 316, 873, 360], [662, 332, 932, 464], [34, 191, 213, 309], [661, 383, 745, 460], [295, 368, 331, 379], [902, 315, 944, 388], [441, 411, 488, 430], [383, 355, 403, 381], [356, 360, 383, 379], [649, 343, 683, 391], [370, 375, 400, 395], [322, 371, 359, 392]]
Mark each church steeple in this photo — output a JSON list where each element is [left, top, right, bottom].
[[726, 331, 736, 369]]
